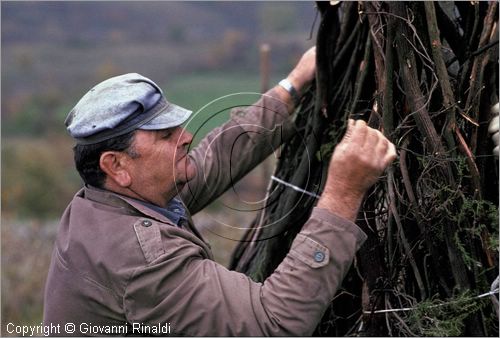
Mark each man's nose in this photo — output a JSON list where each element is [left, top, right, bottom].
[[179, 128, 193, 147]]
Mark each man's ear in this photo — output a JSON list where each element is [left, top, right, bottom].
[[99, 151, 132, 187]]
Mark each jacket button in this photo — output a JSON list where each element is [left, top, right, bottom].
[[142, 220, 152, 227], [314, 251, 325, 263]]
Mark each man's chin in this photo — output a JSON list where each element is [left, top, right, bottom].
[[174, 167, 196, 186], [178, 157, 196, 179], [173, 173, 195, 195]]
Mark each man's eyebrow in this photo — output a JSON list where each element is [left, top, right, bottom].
[[159, 128, 175, 137]]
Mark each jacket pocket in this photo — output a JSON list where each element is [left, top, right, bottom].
[[288, 234, 330, 268]]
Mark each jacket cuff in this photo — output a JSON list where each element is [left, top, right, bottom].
[[304, 207, 368, 251]]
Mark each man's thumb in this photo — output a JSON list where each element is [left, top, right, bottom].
[[342, 119, 356, 140]]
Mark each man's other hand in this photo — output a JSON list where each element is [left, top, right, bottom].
[[287, 46, 316, 94], [317, 119, 397, 221], [488, 102, 499, 158]]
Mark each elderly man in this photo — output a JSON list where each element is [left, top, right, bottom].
[[43, 47, 396, 336]]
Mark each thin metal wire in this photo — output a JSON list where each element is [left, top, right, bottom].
[[363, 288, 500, 314], [271, 175, 320, 199]]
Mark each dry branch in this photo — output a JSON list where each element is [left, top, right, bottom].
[[231, 2, 499, 336]]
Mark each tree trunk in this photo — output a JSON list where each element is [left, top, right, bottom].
[[230, 2, 499, 336]]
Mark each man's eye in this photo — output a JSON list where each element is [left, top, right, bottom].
[[162, 133, 172, 139]]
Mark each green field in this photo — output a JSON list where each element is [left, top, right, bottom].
[[166, 71, 281, 145]]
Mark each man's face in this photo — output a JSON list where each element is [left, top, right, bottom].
[[125, 127, 195, 206]]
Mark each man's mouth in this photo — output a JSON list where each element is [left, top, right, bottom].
[[177, 153, 189, 163]]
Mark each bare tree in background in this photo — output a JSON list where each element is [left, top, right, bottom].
[[230, 2, 499, 336]]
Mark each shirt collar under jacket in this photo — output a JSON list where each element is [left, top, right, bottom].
[[83, 185, 187, 227], [135, 197, 187, 227]]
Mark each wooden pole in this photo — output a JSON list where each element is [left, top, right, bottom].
[[260, 43, 270, 93]]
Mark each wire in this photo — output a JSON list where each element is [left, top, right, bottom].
[[363, 288, 500, 315], [271, 175, 320, 199]]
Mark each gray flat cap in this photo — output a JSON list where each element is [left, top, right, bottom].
[[65, 73, 192, 144]]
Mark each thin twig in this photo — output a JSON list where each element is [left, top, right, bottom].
[[388, 166, 427, 299]]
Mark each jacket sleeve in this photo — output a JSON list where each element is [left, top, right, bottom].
[[180, 88, 295, 215], [123, 208, 367, 336]]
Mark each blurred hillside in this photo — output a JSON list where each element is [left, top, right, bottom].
[[1, 1, 317, 331], [2, 1, 316, 136], [2, 1, 316, 217]]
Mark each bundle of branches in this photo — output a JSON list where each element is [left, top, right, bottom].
[[230, 1, 499, 336]]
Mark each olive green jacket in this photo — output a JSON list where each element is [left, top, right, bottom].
[[43, 89, 367, 336]]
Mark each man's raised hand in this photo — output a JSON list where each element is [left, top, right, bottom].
[[317, 119, 397, 221]]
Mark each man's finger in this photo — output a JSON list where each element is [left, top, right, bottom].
[[350, 119, 368, 147], [491, 102, 499, 115], [375, 135, 389, 157], [363, 128, 379, 150], [384, 142, 397, 165], [342, 119, 356, 140], [488, 116, 499, 134], [492, 131, 499, 146]]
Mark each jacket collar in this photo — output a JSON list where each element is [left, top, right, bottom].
[[82, 185, 176, 225]]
